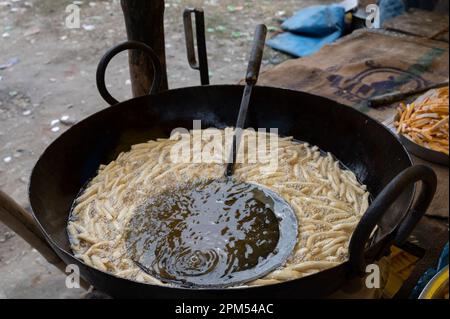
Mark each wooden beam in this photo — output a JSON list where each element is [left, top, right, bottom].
[[0, 191, 61, 265], [0, 190, 90, 289], [121, 0, 168, 95]]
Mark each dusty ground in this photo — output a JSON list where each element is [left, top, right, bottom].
[[0, 0, 333, 298]]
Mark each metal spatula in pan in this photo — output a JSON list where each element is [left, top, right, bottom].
[[127, 25, 298, 288]]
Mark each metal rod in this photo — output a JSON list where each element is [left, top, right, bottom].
[[368, 80, 449, 108], [226, 24, 267, 177], [183, 8, 210, 85]]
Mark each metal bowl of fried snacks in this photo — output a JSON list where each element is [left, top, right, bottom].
[[394, 87, 449, 166]]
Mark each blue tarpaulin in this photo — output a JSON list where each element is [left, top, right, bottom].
[[267, 4, 346, 57], [266, 0, 406, 58]]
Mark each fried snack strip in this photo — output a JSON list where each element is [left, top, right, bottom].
[[395, 87, 449, 155]]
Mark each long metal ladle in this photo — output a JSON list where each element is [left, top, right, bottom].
[[225, 24, 267, 177], [129, 25, 298, 288]]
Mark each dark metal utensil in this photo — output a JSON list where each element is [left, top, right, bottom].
[[368, 80, 449, 108], [226, 24, 267, 176], [183, 8, 209, 85]]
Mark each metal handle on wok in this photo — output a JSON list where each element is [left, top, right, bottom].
[[349, 165, 437, 275], [96, 41, 163, 106], [183, 7, 209, 85]]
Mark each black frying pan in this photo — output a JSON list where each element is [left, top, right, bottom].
[[25, 41, 437, 298]]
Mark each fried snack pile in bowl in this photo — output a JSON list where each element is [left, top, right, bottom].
[[395, 86, 449, 155]]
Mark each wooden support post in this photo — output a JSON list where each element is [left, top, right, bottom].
[[0, 191, 61, 265], [121, 0, 169, 95], [0, 191, 90, 290]]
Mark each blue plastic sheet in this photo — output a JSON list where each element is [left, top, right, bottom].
[[267, 4, 345, 57], [380, 0, 406, 25]]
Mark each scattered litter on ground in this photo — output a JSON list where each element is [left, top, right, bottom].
[[267, 26, 280, 32], [227, 5, 243, 12], [13, 150, 24, 158], [0, 2, 12, 8], [215, 25, 227, 32], [231, 31, 243, 38], [60, 115, 76, 126], [82, 24, 96, 31], [0, 57, 20, 70], [0, 232, 15, 243], [23, 26, 40, 37], [3, 156, 12, 163]]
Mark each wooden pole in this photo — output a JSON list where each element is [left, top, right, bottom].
[[121, 0, 169, 95], [0, 191, 61, 265], [0, 191, 90, 290]]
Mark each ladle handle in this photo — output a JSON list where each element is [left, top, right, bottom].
[[245, 24, 267, 85], [349, 165, 437, 275], [225, 25, 267, 177]]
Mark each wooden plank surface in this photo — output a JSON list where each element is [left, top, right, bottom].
[[384, 9, 449, 42]]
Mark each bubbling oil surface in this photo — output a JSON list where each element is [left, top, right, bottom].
[[125, 179, 288, 287]]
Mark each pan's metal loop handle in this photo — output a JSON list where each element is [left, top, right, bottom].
[[183, 8, 209, 85], [245, 24, 267, 85], [349, 165, 436, 275], [96, 41, 162, 106]]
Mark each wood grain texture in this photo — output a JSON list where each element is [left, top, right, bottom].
[[121, 0, 168, 95], [0, 190, 61, 264], [0, 190, 90, 289]]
